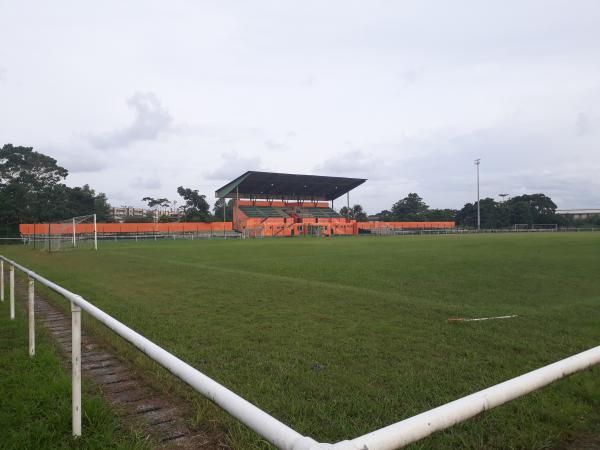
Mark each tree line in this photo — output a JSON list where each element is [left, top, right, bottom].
[[1, 144, 595, 235], [356, 192, 595, 228]]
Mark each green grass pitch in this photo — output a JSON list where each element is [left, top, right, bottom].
[[2, 233, 599, 449]]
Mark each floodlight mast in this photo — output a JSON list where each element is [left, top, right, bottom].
[[475, 159, 481, 231], [93, 214, 97, 250], [346, 192, 350, 221]]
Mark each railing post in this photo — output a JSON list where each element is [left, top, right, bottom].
[[71, 302, 82, 437], [10, 265, 15, 320], [28, 277, 35, 357], [1, 260, 4, 302]]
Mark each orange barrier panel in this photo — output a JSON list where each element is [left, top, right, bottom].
[[20, 220, 451, 236], [358, 221, 455, 230], [19, 222, 233, 235]]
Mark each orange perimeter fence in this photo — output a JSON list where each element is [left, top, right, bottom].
[[19, 221, 454, 236], [358, 221, 455, 230], [19, 222, 233, 235]]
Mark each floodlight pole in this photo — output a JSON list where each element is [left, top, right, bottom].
[[346, 192, 350, 222], [475, 159, 481, 231], [93, 214, 98, 250]]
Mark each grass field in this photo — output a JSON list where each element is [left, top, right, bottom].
[[1, 233, 599, 449], [0, 282, 150, 450]]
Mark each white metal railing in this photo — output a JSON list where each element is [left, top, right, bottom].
[[1, 254, 599, 449]]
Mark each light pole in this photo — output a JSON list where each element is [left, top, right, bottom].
[[475, 159, 481, 231]]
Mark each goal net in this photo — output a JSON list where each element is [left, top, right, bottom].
[[532, 223, 558, 231], [242, 226, 264, 239], [372, 226, 394, 236], [28, 214, 98, 252]]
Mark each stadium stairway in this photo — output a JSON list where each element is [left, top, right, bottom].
[[12, 275, 225, 449]]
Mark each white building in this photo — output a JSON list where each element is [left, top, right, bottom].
[[555, 209, 600, 220]]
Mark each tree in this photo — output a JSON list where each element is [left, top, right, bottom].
[[0, 144, 111, 235], [0, 144, 68, 189], [425, 208, 458, 222], [142, 197, 170, 209], [391, 193, 429, 221], [506, 194, 557, 225], [213, 198, 233, 222], [371, 209, 394, 222], [177, 186, 211, 222], [339, 204, 368, 221], [0, 145, 70, 228], [456, 198, 510, 229], [158, 214, 174, 223]]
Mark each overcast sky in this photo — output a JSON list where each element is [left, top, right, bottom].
[[1, 1, 599, 213]]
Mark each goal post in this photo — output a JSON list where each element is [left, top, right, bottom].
[[30, 214, 99, 251], [533, 223, 558, 231]]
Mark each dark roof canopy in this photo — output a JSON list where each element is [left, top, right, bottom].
[[215, 171, 366, 201]]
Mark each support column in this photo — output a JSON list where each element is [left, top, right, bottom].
[[71, 302, 82, 437]]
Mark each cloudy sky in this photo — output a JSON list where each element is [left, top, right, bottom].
[[1, 1, 599, 213]]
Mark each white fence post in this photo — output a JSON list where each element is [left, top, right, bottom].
[[28, 277, 35, 357], [10, 265, 15, 319], [1, 260, 4, 301], [71, 302, 82, 437]]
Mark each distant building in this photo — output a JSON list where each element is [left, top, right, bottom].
[[110, 207, 158, 223], [109, 206, 186, 223], [555, 209, 600, 220]]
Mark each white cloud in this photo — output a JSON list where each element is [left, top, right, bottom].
[[575, 112, 592, 136], [130, 176, 162, 190], [89, 92, 173, 150], [205, 151, 265, 181], [265, 139, 288, 151]]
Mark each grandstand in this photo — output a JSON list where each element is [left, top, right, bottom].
[[215, 171, 366, 237]]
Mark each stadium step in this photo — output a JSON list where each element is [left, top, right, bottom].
[[13, 276, 226, 449]]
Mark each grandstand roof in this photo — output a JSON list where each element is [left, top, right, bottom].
[[215, 171, 366, 201]]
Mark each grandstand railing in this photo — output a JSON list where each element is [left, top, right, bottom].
[[1, 255, 599, 449]]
